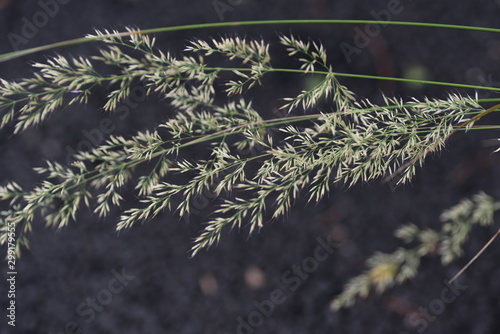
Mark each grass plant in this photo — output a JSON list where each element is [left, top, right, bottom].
[[1, 19, 499, 308]]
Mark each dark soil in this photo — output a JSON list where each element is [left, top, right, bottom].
[[1, 0, 500, 333]]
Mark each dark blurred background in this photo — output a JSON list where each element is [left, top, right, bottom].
[[1, 0, 500, 333]]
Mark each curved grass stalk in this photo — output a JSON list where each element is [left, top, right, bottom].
[[448, 227, 500, 284], [209, 67, 500, 93], [2, 19, 500, 63]]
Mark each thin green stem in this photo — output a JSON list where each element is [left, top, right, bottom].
[[448, 227, 500, 284], [206, 66, 500, 92], [2, 20, 500, 63]]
